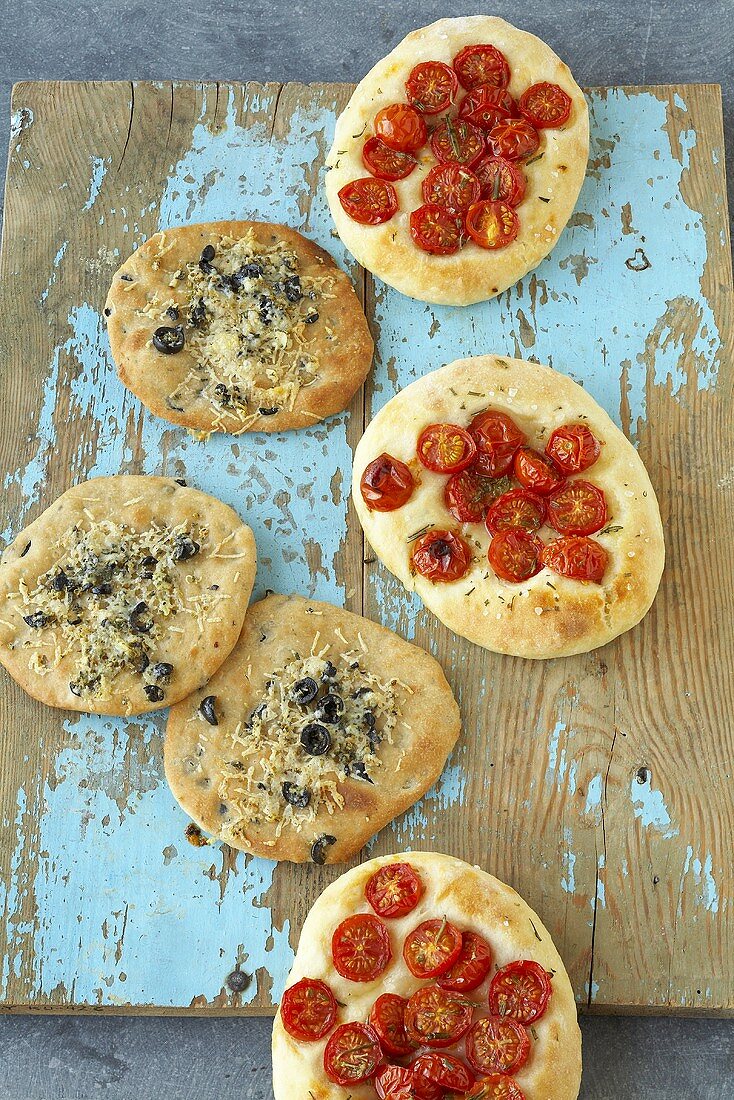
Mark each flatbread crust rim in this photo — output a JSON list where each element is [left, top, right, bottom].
[[325, 16, 589, 305], [272, 850, 582, 1100], [352, 355, 665, 659], [164, 594, 462, 863], [105, 221, 374, 433], [0, 476, 256, 715]]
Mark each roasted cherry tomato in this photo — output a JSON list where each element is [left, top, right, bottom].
[[362, 136, 417, 181], [404, 984, 474, 1047], [513, 446, 565, 495], [403, 918, 463, 978], [519, 81, 572, 128], [465, 1015, 531, 1076], [459, 85, 516, 129], [360, 453, 415, 512], [466, 1075, 527, 1099], [475, 155, 526, 206], [366, 862, 424, 918], [453, 43, 510, 90], [417, 423, 477, 473], [488, 118, 540, 161], [470, 410, 526, 477], [374, 103, 427, 153], [339, 177, 398, 224], [411, 530, 472, 583], [485, 488, 546, 536], [410, 1070, 444, 1100], [547, 479, 607, 535], [410, 205, 464, 255], [332, 913, 392, 982], [545, 423, 601, 474], [488, 530, 544, 583], [374, 1063, 415, 1100], [369, 993, 415, 1056], [280, 977, 337, 1042], [423, 163, 481, 215], [488, 959, 552, 1024], [542, 535, 608, 583], [438, 930, 493, 992], [465, 200, 519, 249], [406, 60, 459, 114], [430, 118, 485, 167], [445, 469, 511, 524], [412, 1052, 475, 1093], [324, 1022, 382, 1085]]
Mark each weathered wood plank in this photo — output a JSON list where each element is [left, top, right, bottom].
[[0, 80, 731, 1015]]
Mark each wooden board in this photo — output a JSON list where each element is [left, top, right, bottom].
[[0, 80, 732, 1016]]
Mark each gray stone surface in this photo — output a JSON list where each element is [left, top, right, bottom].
[[0, 0, 733, 1097]]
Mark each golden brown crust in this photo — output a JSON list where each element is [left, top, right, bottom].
[[0, 476, 256, 715], [105, 221, 373, 432], [272, 851, 582, 1100], [325, 17, 589, 305], [164, 594, 461, 863], [352, 355, 665, 658]]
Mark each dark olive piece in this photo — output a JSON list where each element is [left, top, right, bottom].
[[90, 582, 113, 596], [20, 541, 31, 558], [189, 298, 207, 328], [174, 479, 187, 487], [120, 274, 133, 282], [300, 723, 331, 756], [368, 728, 382, 751], [291, 677, 319, 704], [231, 262, 263, 288], [283, 275, 302, 302], [50, 571, 70, 592], [132, 648, 150, 674], [165, 306, 180, 321], [258, 295, 274, 325], [103, 307, 112, 317], [129, 602, 152, 634], [69, 681, 82, 697], [200, 695, 218, 726], [152, 325, 185, 354], [282, 782, 311, 808], [352, 686, 370, 698], [150, 662, 173, 683], [363, 710, 376, 729], [321, 661, 337, 682], [315, 693, 344, 725], [22, 611, 49, 629], [246, 701, 267, 727], [348, 761, 374, 784], [140, 555, 157, 577], [310, 834, 337, 865], [258, 406, 279, 416], [199, 244, 216, 273], [173, 536, 200, 561], [304, 310, 319, 324], [226, 969, 250, 993], [144, 684, 165, 703]]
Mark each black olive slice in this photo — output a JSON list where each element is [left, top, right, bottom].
[[90, 582, 112, 596], [144, 684, 165, 703], [282, 782, 311, 809], [314, 693, 344, 725], [283, 275, 302, 302], [129, 602, 152, 634], [189, 298, 207, 328], [291, 677, 319, 704], [348, 761, 374, 784], [258, 406, 279, 416], [22, 611, 49, 628], [304, 310, 319, 324], [258, 295, 274, 325], [173, 535, 200, 561], [50, 571, 70, 592], [132, 648, 150, 674], [152, 325, 185, 354], [150, 662, 173, 683], [140, 555, 157, 578], [231, 262, 263, 288], [165, 306, 180, 321], [174, 479, 187, 487], [310, 833, 337, 865], [69, 681, 83, 697], [321, 661, 337, 682], [20, 541, 31, 557], [199, 244, 216, 274], [363, 710, 376, 729], [300, 723, 331, 756], [200, 695, 218, 726], [368, 728, 382, 751]]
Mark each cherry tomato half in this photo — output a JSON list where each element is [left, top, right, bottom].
[[466, 1074, 527, 1100], [488, 118, 540, 161], [488, 530, 544, 583], [545, 423, 601, 474], [485, 488, 546, 536], [547, 479, 607, 535], [410, 1070, 444, 1100], [404, 984, 474, 1047], [360, 453, 415, 512], [410, 205, 464, 255], [519, 81, 572, 128], [406, 60, 459, 114], [459, 85, 517, 130], [323, 1022, 382, 1085], [417, 423, 477, 473], [362, 136, 417, 181], [366, 862, 424, 918], [339, 177, 398, 225], [403, 918, 463, 978], [465, 1015, 531, 1076], [488, 959, 552, 1024], [369, 993, 415, 1057], [513, 447, 565, 495], [470, 410, 526, 477], [411, 530, 473, 583], [445, 469, 511, 524], [465, 200, 519, 250], [423, 163, 481, 215], [280, 977, 337, 1042], [438, 930, 493, 992], [453, 44, 510, 90], [475, 155, 527, 206], [412, 1052, 475, 1093], [375, 1063, 414, 1100], [331, 913, 392, 982], [430, 118, 485, 168], [542, 535, 608, 583], [374, 103, 427, 153]]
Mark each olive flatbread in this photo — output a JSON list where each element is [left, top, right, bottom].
[[164, 594, 461, 863], [0, 476, 256, 715], [105, 221, 374, 434]]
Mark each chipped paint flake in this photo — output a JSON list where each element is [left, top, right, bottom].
[[630, 772, 678, 838]]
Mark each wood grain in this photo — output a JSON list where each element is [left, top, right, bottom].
[[0, 80, 731, 1016]]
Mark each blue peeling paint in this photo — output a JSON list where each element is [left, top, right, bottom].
[[584, 773, 604, 823], [679, 846, 720, 916], [83, 156, 109, 211], [630, 773, 678, 838], [39, 241, 68, 305]]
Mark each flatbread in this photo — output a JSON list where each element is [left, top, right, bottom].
[[105, 221, 373, 433], [164, 594, 460, 863], [272, 851, 582, 1100], [325, 16, 589, 305], [352, 355, 665, 658], [0, 476, 256, 715]]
